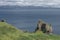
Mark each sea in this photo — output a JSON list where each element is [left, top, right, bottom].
[[0, 6, 60, 34]]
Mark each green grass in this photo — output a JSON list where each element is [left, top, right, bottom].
[[0, 22, 60, 40]]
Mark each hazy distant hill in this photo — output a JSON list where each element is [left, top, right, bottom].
[[0, 6, 60, 10]]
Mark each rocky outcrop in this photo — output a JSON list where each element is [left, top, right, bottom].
[[0, 19, 6, 22], [35, 19, 52, 34]]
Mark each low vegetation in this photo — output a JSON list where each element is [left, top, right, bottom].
[[0, 22, 60, 40]]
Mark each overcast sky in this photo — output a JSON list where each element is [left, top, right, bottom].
[[0, 0, 60, 7]]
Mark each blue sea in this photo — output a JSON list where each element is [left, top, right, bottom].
[[0, 6, 60, 34]]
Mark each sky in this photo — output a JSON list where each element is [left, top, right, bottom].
[[0, 0, 60, 7]]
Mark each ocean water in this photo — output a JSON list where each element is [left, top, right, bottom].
[[0, 7, 60, 34]]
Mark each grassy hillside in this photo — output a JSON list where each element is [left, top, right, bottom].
[[0, 22, 60, 40]]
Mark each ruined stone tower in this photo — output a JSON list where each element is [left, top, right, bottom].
[[35, 19, 52, 34]]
